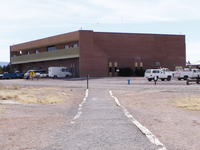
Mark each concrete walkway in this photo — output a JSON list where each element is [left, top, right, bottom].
[[45, 89, 159, 150]]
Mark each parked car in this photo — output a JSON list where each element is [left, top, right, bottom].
[[2, 71, 23, 79], [15, 71, 24, 79], [145, 68, 173, 81], [24, 70, 47, 79], [38, 70, 48, 78], [174, 68, 200, 80], [0, 74, 3, 79], [48, 67, 72, 78]]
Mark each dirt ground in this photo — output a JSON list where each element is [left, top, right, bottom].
[[0, 78, 200, 150], [0, 81, 84, 150], [113, 78, 200, 150], [0, 84, 76, 104]]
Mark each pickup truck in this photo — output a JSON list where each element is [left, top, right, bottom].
[[174, 69, 200, 80], [144, 68, 173, 81]]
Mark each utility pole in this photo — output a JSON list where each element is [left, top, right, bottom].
[[87, 75, 89, 89]]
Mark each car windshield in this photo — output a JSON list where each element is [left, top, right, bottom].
[[145, 70, 151, 73]]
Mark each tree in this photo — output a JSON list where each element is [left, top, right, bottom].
[[0, 66, 3, 74], [2, 64, 14, 73]]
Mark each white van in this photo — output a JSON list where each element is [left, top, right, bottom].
[[48, 67, 72, 78]]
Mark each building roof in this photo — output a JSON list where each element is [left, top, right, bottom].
[[10, 31, 79, 52], [10, 30, 185, 52]]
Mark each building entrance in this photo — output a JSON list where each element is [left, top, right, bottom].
[[108, 61, 119, 77]]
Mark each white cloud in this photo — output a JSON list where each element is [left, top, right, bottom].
[[0, 0, 200, 24], [0, 0, 200, 62]]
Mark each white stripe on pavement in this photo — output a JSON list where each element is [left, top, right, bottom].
[[109, 90, 167, 150], [70, 89, 89, 124]]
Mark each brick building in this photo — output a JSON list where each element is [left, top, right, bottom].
[[10, 30, 186, 77]]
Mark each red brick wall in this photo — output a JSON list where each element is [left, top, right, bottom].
[[79, 31, 108, 77], [79, 31, 185, 77]]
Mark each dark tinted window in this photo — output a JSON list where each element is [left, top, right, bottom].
[[47, 46, 56, 51], [152, 70, 160, 73]]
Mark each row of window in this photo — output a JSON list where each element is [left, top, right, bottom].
[[65, 43, 78, 49], [14, 43, 79, 56], [18, 49, 40, 55], [108, 61, 144, 68], [47, 43, 79, 52]]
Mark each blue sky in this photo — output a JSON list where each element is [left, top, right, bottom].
[[0, 0, 200, 63]]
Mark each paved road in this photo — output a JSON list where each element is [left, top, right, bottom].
[[44, 89, 159, 150]]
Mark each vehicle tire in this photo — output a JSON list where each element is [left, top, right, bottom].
[[148, 78, 152, 81], [65, 75, 69, 78], [178, 78, 181, 81], [161, 79, 165, 81], [167, 76, 171, 81], [53, 75, 57, 79], [183, 76, 188, 80]]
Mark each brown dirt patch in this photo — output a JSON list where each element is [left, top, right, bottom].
[[173, 97, 200, 111], [0, 84, 75, 104]]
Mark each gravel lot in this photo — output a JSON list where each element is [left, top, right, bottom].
[[0, 79, 84, 150], [0, 78, 200, 150], [112, 78, 200, 150]]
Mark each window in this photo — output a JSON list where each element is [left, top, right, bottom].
[[145, 70, 151, 73], [47, 46, 56, 51], [69, 45, 74, 48], [108, 62, 112, 67], [135, 62, 138, 67], [114, 62, 118, 67], [61, 68, 69, 72], [65, 45, 69, 49], [36, 50, 39, 54], [140, 62, 143, 67], [152, 70, 160, 73], [73, 43, 78, 48]]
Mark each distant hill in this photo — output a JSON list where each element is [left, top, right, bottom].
[[0, 62, 9, 67]]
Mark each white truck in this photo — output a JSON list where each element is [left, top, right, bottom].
[[48, 67, 72, 78], [144, 68, 173, 81], [174, 68, 200, 80]]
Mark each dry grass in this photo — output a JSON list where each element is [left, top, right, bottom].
[[173, 97, 200, 111], [0, 84, 20, 90], [0, 85, 73, 104], [0, 104, 6, 113]]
